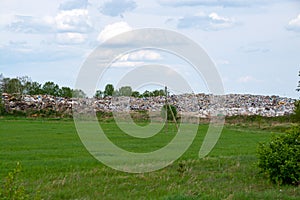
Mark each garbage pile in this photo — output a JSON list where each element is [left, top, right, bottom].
[[1, 93, 73, 116], [1, 93, 296, 118]]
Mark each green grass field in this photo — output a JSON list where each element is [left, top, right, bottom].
[[0, 118, 299, 199]]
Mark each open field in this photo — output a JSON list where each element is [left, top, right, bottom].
[[0, 118, 299, 199]]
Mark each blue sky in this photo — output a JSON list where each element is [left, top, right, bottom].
[[0, 0, 299, 98]]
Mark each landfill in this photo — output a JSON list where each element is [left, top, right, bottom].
[[1, 93, 296, 118]]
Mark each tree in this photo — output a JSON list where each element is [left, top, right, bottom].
[[17, 76, 31, 94], [60, 87, 73, 98], [6, 78, 22, 94], [294, 71, 300, 122], [104, 84, 114, 97], [293, 101, 300, 122], [118, 86, 132, 96], [131, 91, 140, 98], [0, 74, 5, 115], [297, 71, 300, 92], [27, 81, 42, 95], [94, 90, 103, 98], [42, 81, 60, 96], [153, 89, 165, 97], [142, 90, 151, 98], [72, 89, 86, 98], [1, 78, 10, 94], [0, 74, 4, 94]]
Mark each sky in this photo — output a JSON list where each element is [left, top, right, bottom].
[[0, 0, 299, 98]]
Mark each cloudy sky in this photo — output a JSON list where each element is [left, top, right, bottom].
[[0, 0, 299, 98]]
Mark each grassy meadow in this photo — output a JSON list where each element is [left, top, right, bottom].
[[0, 118, 299, 199]]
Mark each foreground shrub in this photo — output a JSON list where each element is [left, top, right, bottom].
[[0, 162, 28, 200], [257, 126, 300, 185]]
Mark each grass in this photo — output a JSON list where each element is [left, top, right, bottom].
[[0, 118, 299, 199]]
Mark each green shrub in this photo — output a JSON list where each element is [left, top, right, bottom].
[[0, 98, 6, 115], [292, 100, 300, 122], [257, 126, 300, 185], [161, 104, 178, 121], [0, 162, 28, 200]]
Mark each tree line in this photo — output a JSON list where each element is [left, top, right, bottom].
[[0, 74, 85, 98], [95, 84, 166, 98], [0, 74, 167, 98]]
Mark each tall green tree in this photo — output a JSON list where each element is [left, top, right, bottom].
[[27, 81, 42, 95], [60, 87, 73, 98], [118, 86, 132, 96], [142, 90, 152, 97], [94, 90, 103, 98], [104, 84, 114, 97], [17, 76, 31, 94], [42, 81, 60, 96], [72, 89, 86, 98], [1, 78, 10, 94], [152, 89, 165, 97], [131, 91, 140, 98], [293, 71, 300, 122], [0, 74, 4, 115], [297, 71, 300, 92], [6, 78, 22, 94], [0, 74, 4, 94]]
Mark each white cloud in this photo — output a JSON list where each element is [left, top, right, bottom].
[[6, 15, 54, 34], [111, 50, 162, 68], [119, 50, 162, 61], [111, 61, 144, 67], [97, 21, 132, 42], [177, 12, 237, 31], [52, 1, 93, 45], [4, 6, 93, 45], [286, 14, 300, 32], [55, 9, 92, 33], [209, 12, 237, 30]]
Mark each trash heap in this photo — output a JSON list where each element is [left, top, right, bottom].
[[1, 93, 296, 118], [1, 93, 73, 116]]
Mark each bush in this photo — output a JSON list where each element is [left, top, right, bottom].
[[0, 102, 5, 115], [292, 100, 300, 122], [0, 162, 28, 200], [0, 95, 6, 115], [257, 126, 300, 185], [161, 104, 178, 121]]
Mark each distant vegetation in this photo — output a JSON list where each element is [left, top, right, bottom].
[[0, 74, 85, 98], [296, 70, 299, 96], [95, 83, 166, 98], [0, 74, 166, 99]]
